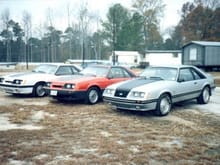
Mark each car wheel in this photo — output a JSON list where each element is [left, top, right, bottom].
[[155, 94, 172, 116], [85, 87, 100, 104], [197, 86, 210, 104], [33, 82, 46, 97]]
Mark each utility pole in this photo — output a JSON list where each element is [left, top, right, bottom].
[[112, 8, 116, 65]]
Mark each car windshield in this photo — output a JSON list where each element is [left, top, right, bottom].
[[140, 67, 178, 81], [32, 64, 58, 74], [80, 66, 109, 77]]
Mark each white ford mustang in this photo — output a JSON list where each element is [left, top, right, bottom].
[[0, 64, 80, 97], [103, 65, 216, 116]]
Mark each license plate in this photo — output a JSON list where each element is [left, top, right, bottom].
[[50, 90, 57, 96]]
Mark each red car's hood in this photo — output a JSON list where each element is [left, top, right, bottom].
[[51, 75, 104, 84]]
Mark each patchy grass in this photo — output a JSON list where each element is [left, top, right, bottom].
[[0, 95, 220, 164]]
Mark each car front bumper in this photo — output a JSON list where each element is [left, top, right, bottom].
[[103, 96, 157, 111], [0, 84, 33, 94], [48, 89, 87, 101]]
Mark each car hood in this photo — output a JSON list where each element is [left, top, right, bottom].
[[51, 75, 84, 82], [111, 77, 174, 92], [3, 72, 55, 80], [114, 78, 157, 91], [51, 75, 103, 84]]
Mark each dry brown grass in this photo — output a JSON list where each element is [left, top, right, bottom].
[[0, 94, 220, 165]]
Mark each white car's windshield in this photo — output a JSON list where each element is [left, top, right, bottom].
[[80, 66, 108, 77], [32, 64, 58, 74], [140, 67, 178, 81]]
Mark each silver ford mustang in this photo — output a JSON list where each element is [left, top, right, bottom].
[[103, 65, 216, 116]]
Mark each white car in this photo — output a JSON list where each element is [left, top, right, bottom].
[[0, 64, 80, 97], [103, 65, 216, 116]]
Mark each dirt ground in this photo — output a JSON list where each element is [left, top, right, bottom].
[[0, 90, 220, 165]]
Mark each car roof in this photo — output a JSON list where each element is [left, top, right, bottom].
[[85, 64, 127, 69], [149, 65, 195, 69], [37, 63, 78, 67]]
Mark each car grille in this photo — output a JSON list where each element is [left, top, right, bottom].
[[5, 80, 13, 83], [114, 89, 129, 98], [52, 85, 63, 88]]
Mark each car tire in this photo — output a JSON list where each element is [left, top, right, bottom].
[[197, 86, 210, 104], [33, 82, 46, 97], [155, 94, 172, 116], [85, 87, 100, 104]]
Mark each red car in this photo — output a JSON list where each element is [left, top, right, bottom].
[[46, 65, 136, 104]]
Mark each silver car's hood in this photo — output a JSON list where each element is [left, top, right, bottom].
[[114, 78, 158, 91], [2, 72, 55, 81], [112, 77, 175, 92]]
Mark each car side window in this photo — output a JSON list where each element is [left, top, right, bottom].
[[178, 68, 194, 82], [109, 68, 130, 78], [56, 66, 73, 75], [191, 68, 205, 80], [70, 66, 79, 74]]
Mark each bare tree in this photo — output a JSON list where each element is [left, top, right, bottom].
[[1, 8, 11, 62], [46, 8, 54, 27], [22, 10, 32, 68], [66, 3, 73, 59], [35, 23, 45, 62], [77, 1, 94, 62], [45, 8, 55, 62]]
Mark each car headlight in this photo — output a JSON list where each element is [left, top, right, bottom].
[[132, 91, 146, 98], [104, 88, 115, 96], [46, 82, 51, 87], [64, 83, 75, 89], [12, 79, 23, 85]]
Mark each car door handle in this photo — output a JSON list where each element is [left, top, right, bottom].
[[194, 82, 197, 85]]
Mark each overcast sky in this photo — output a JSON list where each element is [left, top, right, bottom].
[[1, 0, 193, 36]]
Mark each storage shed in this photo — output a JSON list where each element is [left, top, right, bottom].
[[182, 41, 220, 70]]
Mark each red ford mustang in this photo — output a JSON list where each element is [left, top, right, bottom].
[[46, 65, 136, 104]]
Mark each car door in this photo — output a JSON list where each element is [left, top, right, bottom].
[[173, 68, 202, 102]]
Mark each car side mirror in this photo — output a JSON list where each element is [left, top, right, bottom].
[[55, 73, 62, 76], [107, 74, 114, 79]]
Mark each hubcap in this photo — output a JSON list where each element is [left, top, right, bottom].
[[89, 90, 98, 103], [36, 85, 45, 96], [160, 97, 170, 114], [203, 88, 210, 103]]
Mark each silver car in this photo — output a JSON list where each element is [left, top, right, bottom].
[[0, 64, 80, 97], [103, 65, 216, 116]]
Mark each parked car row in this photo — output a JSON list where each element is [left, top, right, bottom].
[[0, 64, 216, 116]]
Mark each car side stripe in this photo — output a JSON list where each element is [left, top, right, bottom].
[[173, 90, 201, 99]]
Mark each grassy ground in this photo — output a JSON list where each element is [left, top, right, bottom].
[[0, 94, 220, 164]]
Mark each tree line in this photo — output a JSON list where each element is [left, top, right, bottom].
[[0, 0, 219, 63]]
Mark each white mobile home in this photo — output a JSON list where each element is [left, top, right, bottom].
[[110, 50, 182, 67], [144, 50, 182, 66], [110, 51, 142, 66]]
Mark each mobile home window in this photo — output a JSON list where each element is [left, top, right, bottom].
[[189, 48, 197, 61]]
